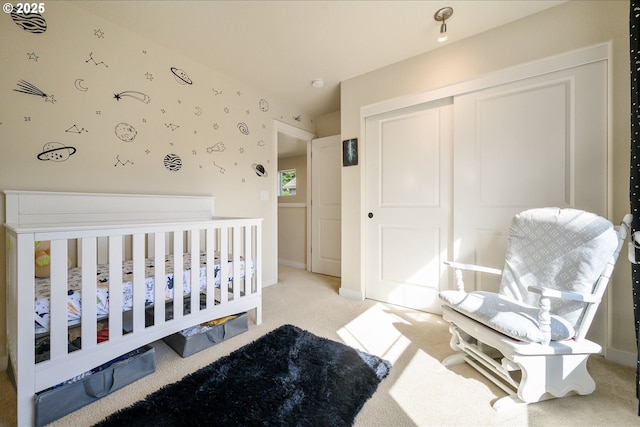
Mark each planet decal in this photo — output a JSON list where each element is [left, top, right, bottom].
[[164, 154, 182, 171], [170, 67, 193, 85], [252, 163, 268, 177], [11, 11, 47, 34], [37, 142, 76, 162], [237, 122, 250, 135], [114, 123, 137, 142]]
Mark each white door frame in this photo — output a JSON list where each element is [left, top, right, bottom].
[[273, 120, 316, 278]]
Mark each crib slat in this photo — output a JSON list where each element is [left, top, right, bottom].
[[244, 225, 251, 296], [132, 234, 146, 332], [173, 233, 184, 320], [153, 232, 166, 327], [190, 229, 200, 315], [80, 237, 98, 349], [108, 235, 123, 337], [233, 226, 241, 301], [219, 227, 229, 304], [205, 227, 216, 308], [49, 239, 68, 360]]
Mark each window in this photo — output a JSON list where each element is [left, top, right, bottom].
[[278, 169, 296, 196]]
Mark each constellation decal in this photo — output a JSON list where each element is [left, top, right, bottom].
[[165, 123, 180, 131], [37, 142, 76, 162], [65, 124, 88, 134], [27, 52, 39, 61], [163, 154, 182, 171], [11, 11, 47, 34], [170, 67, 192, 85], [213, 161, 226, 174], [259, 99, 270, 112], [237, 122, 250, 135], [212, 88, 223, 96], [113, 90, 151, 103], [207, 142, 226, 153], [94, 29, 105, 38], [86, 52, 109, 68], [114, 123, 137, 142], [114, 155, 134, 167]]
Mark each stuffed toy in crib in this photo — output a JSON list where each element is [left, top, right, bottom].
[[34, 241, 71, 278]]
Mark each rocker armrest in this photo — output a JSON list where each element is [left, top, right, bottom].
[[443, 261, 502, 275], [444, 261, 503, 292], [527, 286, 601, 304]]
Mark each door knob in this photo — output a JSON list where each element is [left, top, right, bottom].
[[368, 212, 373, 218]]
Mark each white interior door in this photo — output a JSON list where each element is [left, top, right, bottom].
[[311, 135, 341, 277], [365, 99, 452, 313], [453, 60, 608, 294]]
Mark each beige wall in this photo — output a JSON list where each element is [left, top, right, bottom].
[[340, 1, 635, 360], [277, 154, 308, 268], [0, 2, 314, 365]]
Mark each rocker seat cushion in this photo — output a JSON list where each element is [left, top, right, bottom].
[[439, 290, 575, 343]]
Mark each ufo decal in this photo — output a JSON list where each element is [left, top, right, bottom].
[[37, 142, 76, 162], [171, 67, 193, 85], [252, 163, 268, 177]]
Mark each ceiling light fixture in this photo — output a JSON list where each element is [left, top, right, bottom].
[[434, 7, 453, 43], [311, 79, 324, 88]]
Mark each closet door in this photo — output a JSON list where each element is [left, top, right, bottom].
[[365, 99, 452, 313], [453, 60, 608, 294]]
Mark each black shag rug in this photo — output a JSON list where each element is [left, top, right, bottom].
[[94, 324, 391, 427]]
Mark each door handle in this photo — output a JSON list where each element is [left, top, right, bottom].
[[368, 212, 373, 218]]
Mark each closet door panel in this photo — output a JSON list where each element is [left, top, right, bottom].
[[453, 60, 607, 294]]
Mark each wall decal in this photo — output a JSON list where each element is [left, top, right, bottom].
[[11, 11, 47, 34], [37, 142, 76, 162], [259, 99, 269, 112], [252, 163, 268, 177], [114, 155, 134, 167], [114, 123, 137, 142], [165, 123, 179, 131], [224, 107, 230, 114], [212, 123, 219, 130], [145, 72, 154, 81], [257, 140, 265, 147], [237, 122, 249, 135], [74, 78, 88, 91], [27, 52, 39, 61], [85, 52, 109, 68], [14, 79, 47, 98], [214, 161, 226, 174], [113, 90, 151, 103], [170, 67, 192, 85], [212, 88, 223, 96], [163, 154, 182, 171], [24, 117, 31, 121], [207, 142, 226, 153], [65, 124, 88, 134], [93, 29, 105, 39], [195, 107, 202, 116]]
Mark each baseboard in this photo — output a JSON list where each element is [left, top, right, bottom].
[[605, 347, 637, 368], [278, 259, 306, 269], [339, 287, 364, 300]]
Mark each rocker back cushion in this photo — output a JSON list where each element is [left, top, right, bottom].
[[499, 207, 618, 331]]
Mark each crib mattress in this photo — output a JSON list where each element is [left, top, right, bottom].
[[33, 253, 248, 332]]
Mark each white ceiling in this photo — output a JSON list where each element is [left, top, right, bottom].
[[74, 0, 566, 120]]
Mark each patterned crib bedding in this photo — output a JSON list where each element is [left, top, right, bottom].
[[34, 253, 250, 332]]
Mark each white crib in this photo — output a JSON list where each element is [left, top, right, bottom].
[[4, 190, 263, 426]]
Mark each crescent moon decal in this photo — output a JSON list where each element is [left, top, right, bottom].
[[195, 106, 202, 116], [74, 79, 88, 92]]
